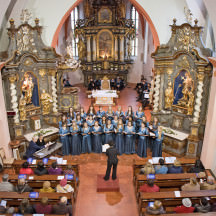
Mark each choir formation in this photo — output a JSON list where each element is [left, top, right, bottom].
[[59, 105, 164, 157]]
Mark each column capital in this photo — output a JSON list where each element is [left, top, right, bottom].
[[197, 73, 205, 82], [9, 75, 16, 83], [48, 69, 57, 76]]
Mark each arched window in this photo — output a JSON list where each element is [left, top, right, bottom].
[[131, 6, 139, 56], [71, 7, 79, 58]]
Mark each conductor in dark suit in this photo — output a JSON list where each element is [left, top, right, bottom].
[[104, 141, 119, 181]]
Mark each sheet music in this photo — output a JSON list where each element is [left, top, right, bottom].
[[152, 157, 164, 164], [32, 159, 37, 164], [57, 158, 63, 165], [165, 157, 176, 164], [29, 176, 34, 180], [148, 159, 153, 164], [102, 144, 110, 152], [174, 191, 181, 197], [62, 160, 67, 165], [57, 176, 64, 180]]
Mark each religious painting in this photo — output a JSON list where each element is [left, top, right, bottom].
[[173, 69, 194, 109], [21, 72, 40, 107], [97, 30, 113, 60], [98, 7, 112, 23]]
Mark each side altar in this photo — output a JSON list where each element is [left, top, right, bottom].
[[0, 10, 80, 144], [151, 19, 213, 157], [75, 0, 135, 86]]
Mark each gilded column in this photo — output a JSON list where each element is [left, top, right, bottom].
[[153, 69, 161, 112], [193, 72, 205, 123], [92, 35, 96, 61], [119, 35, 124, 62], [114, 35, 118, 61], [49, 69, 58, 113], [87, 36, 91, 62], [9, 75, 19, 124]]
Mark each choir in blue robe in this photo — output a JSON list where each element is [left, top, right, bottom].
[[75, 119, 83, 128], [81, 127, 92, 153], [59, 120, 67, 128], [70, 127, 81, 155], [106, 111, 114, 120], [115, 110, 124, 118], [80, 112, 87, 120], [137, 127, 149, 158], [124, 126, 135, 154], [59, 127, 70, 155], [136, 111, 145, 127], [104, 124, 114, 144], [87, 119, 95, 127], [125, 119, 136, 127], [111, 119, 118, 129], [96, 110, 105, 118], [115, 126, 124, 155], [92, 126, 103, 153], [152, 130, 164, 157]]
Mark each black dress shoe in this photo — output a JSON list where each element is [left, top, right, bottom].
[[104, 177, 109, 181], [112, 177, 117, 180]]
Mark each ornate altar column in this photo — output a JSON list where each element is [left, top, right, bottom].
[[114, 35, 118, 61], [153, 69, 161, 112], [9, 75, 19, 124], [49, 69, 58, 113], [87, 36, 91, 62], [193, 72, 205, 123], [92, 35, 96, 61], [119, 35, 124, 62]]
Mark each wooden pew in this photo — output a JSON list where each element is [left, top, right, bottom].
[[5, 174, 78, 200], [133, 158, 196, 184], [138, 190, 216, 216], [0, 192, 74, 206], [135, 173, 206, 198], [13, 159, 79, 177]]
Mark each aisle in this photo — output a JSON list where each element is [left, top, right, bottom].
[[74, 161, 139, 216]]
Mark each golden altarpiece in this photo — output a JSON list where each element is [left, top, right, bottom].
[[75, 0, 135, 86], [0, 11, 79, 145], [151, 19, 212, 157]]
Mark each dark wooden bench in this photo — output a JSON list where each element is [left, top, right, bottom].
[[138, 190, 216, 216], [4, 174, 78, 200], [13, 159, 79, 177], [135, 173, 206, 198], [133, 158, 196, 184]]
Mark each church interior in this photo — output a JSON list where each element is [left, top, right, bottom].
[[0, 0, 216, 215]]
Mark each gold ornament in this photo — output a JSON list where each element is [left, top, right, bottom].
[[40, 90, 53, 115], [165, 81, 174, 109], [19, 97, 27, 121]]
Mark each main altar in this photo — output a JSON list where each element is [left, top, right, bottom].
[[151, 19, 213, 157], [75, 0, 135, 86], [0, 10, 80, 143]]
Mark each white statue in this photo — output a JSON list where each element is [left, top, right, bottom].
[[20, 9, 32, 24], [184, 7, 193, 25]]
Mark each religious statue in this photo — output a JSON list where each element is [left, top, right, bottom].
[[20, 9, 32, 24], [19, 96, 27, 121], [77, 39, 86, 60], [22, 73, 34, 105], [184, 7, 193, 25], [187, 91, 194, 115], [165, 81, 174, 109], [127, 41, 132, 59], [40, 90, 53, 115], [178, 72, 193, 107], [84, 0, 92, 18]]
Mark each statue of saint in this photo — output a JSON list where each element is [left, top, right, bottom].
[[40, 90, 53, 115], [78, 39, 86, 60], [22, 73, 34, 105], [127, 41, 132, 59], [178, 72, 193, 106], [187, 91, 194, 115], [118, 0, 126, 18], [19, 96, 27, 121], [84, 0, 92, 18], [165, 81, 174, 109]]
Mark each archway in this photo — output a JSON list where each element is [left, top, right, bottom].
[[51, 0, 160, 49]]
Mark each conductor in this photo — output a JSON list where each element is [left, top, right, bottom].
[[104, 141, 119, 181]]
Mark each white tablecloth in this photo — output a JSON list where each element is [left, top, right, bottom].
[[91, 90, 118, 98]]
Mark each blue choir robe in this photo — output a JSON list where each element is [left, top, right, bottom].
[[111, 120, 118, 129], [76, 120, 83, 128], [135, 111, 145, 127], [104, 125, 114, 144], [59, 127, 70, 155], [87, 111, 95, 118], [99, 121, 106, 144], [125, 120, 136, 128], [137, 127, 149, 158], [96, 110, 105, 118], [115, 127, 124, 155], [81, 127, 92, 153], [67, 112, 76, 121], [124, 126, 135, 154], [67, 118, 72, 128], [25, 140, 44, 158], [92, 126, 103, 153], [125, 111, 134, 119], [80, 112, 87, 120], [152, 131, 164, 157], [70, 127, 81, 155], [115, 111, 124, 118], [87, 120, 95, 128], [59, 121, 67, 128], [106, 111, 114, 120]]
